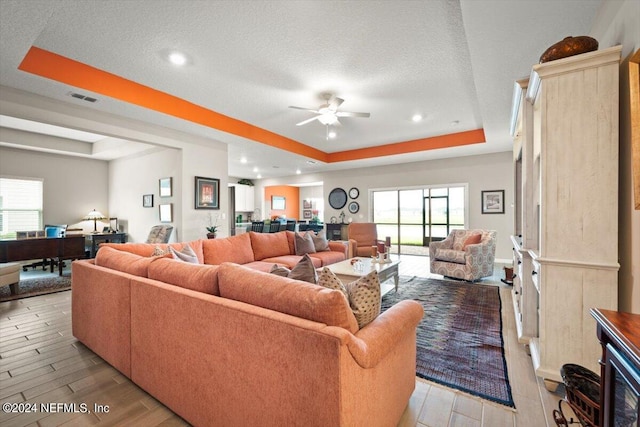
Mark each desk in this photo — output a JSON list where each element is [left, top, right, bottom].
[[0, 236, 86, 275], [86, 233, 127, 258]]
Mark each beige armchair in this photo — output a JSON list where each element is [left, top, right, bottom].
[[429, 229, 497, 282], [347, 223, 378, 258]]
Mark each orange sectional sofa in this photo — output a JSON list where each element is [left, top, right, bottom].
[[71, 232, 424, 426], [100, 230, 349, 271]]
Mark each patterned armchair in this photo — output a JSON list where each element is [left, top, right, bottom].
[[429, 229, 497, 282]]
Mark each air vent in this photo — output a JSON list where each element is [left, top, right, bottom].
[[67, 92, 98, 103]]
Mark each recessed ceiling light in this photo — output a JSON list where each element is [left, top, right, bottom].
[[252, 167, 258, 172], [412, 114, 423, 122], [240, 157, 247, 164], [257, 174, 262, 179], [328, 130, 337, 139], [168, 52, 187, 66], [296, 169, 301, 175]]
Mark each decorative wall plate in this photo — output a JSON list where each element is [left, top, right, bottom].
[[348, 201, 359, 214], [349, 187, 359, 199], [328, 187, 348, 209]]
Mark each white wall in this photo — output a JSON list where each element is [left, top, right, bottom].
[[109, 148, 181, 243], [591, 0, 640, 313], [0, 146, 109, 230], [257, 151, 514, 260]]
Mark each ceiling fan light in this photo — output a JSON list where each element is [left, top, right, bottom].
[[318, 113, 338, 125]]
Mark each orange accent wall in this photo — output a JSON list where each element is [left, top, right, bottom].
[[17, 46, 487, 163], [265, 186, 299, 219]]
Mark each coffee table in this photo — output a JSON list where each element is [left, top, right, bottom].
[[325, 257, 401, 297]]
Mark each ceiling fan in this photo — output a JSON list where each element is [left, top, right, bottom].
[[289, 94, 371, 127]]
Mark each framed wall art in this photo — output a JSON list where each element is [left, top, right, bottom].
[[159, 203, 173, 222], [481, 190, 505, 214], [195, 176, 220, 209], [303, 209, 312, 219], [159, 177, 173, 197], [271, 195, 286, 210], [143, 194, 154, 208]]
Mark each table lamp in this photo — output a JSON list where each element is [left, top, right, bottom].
[[84, 209, 106, 233]]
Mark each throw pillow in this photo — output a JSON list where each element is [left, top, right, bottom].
[[463, 233, 482, 249], [317, 268, 381, 328], [317, 267, 349, 301], [269, 254, 318, 284], [294, 232, 316, 255], [169, 244, 199, 264], [346, 270, 381, 329], [151, 245, 168, 256], [311, 232, 330, 252]]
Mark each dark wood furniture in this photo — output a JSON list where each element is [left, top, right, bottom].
[[326, 223, 348, 241], [591, 308, 640, 427], [86, 232, 127, 258], [0, 236, 86, 275]]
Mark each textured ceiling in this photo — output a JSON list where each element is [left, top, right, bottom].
[[0, 0, 601, 179]]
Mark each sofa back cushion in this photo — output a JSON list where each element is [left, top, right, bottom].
[[100, 240, 204, 264], [249, 231, 291, 260], [95, 245, 156, 277], [217, 263, 359, 334], [148, 258, 219, 295], [202, 233, 255, 265]]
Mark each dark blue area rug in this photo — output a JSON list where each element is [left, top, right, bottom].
[[381, 276, 515, 408]]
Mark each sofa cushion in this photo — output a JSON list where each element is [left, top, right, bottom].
[[148, 258, 219, 295], [434, 248, 466, 264], [100, 240, 205, 264], [309, 250, 346, 267], [169, 244, 199, 264], [217, 263, 359, 334], [294, 232, 316, 255], [202, 233, 255, 265], [317, 268, 381, 328], [269, 254, 317, 284], [262, 255, 322, 269], [250, 231, 291, 260], [95, 246, 157, 277]]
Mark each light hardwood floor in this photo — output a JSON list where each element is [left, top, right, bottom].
[[0, 255, 574, 426]]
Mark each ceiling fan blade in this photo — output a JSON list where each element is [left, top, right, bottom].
[[296, 116, 320, 126], [336, 111, 370, 118], [289, 106, 320, 112], [328, 97, 344, 111]]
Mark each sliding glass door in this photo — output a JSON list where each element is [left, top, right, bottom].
[[372, 185, 467, 255]]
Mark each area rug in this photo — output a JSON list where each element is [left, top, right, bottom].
[[381, 276, 515, 408], [0, 275, 71, 302]]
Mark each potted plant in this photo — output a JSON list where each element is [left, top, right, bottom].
[[206, 225, 218, 239], [205, 213, 220, 239]]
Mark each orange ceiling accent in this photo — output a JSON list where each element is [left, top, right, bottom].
[[327, 129, 486, 162], [18, 46, 485, 163]]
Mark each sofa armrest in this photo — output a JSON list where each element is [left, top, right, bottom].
[[345, 300, 423, 368], [328, 240, 349, 258]]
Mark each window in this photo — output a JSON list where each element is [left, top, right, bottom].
[[372, 184, 467, 255], [0, 177, 43, 239]]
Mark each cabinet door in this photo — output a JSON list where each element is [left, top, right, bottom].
[[244, 185, 254, 211], [234, 185, 245, 211]]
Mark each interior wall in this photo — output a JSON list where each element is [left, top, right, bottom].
[[256, 151, 513, 260], [109, 148, 181, 243], [591, 0, 640, 313], [299, 185, 323, 220], [264, 185, 299, 219], [0, 146, 109, 230]]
